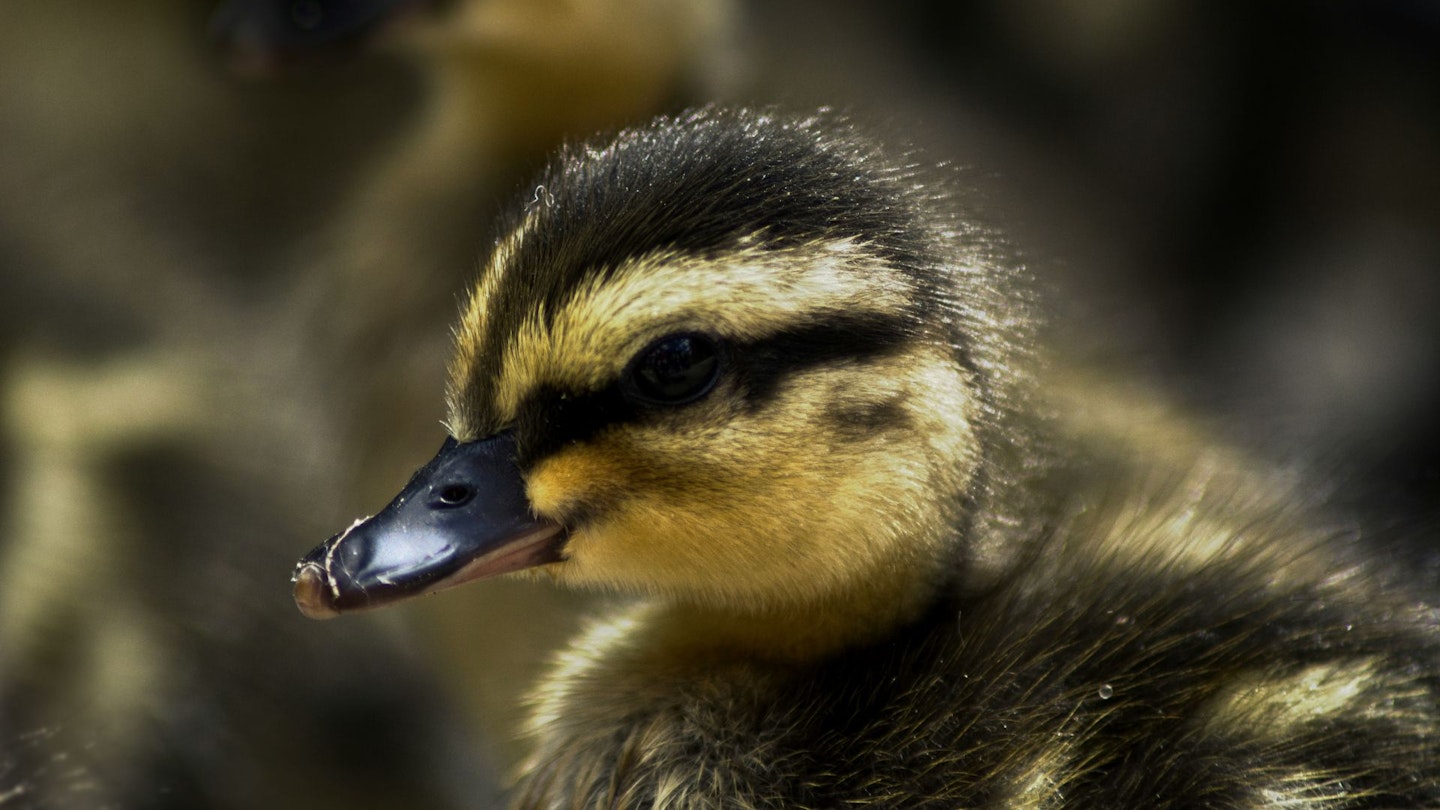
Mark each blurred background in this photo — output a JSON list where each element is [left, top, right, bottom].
[[1, 1, 1436, 808]]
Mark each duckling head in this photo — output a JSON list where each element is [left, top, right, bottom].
[[294, 108, 1033, 644]]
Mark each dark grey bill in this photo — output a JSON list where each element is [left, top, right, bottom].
[[293, 432, 565, 619]]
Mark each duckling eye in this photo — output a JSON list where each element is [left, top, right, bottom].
[[623, 333, 721, 406]]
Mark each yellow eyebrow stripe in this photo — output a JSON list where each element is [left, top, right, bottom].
[[488, 241, 915, 421]]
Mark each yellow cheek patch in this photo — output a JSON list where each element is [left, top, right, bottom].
[[526, 440, 637, 520], [523, 347, 981, 613]]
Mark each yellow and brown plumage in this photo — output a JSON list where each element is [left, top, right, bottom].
[[294, 108, 1440, 808]]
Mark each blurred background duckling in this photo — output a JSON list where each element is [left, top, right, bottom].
[[0, 0, 732, 807], [296, 107, 1440, 807], [2, 0, 1439, 807], [210, 0, 737, 349]]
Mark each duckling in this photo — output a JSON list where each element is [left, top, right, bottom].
[[294, 107, 1440, 808]]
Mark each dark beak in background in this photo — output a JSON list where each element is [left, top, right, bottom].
[[292, 432, 565, 619]]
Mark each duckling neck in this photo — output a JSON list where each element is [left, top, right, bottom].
[[649, 569, 944, 663]]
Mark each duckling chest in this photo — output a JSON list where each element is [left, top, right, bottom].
[[514, 590, 1440, 810], [515, 631, 1115, 809]]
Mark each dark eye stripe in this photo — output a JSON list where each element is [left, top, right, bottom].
[[511, 311, 915, 469], [732, 311, 915, 410]]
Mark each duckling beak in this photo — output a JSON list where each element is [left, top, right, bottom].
[[292, 432, 565, 619]]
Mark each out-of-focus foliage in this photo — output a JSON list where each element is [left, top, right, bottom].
[[1, 0, 1435, 808]]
